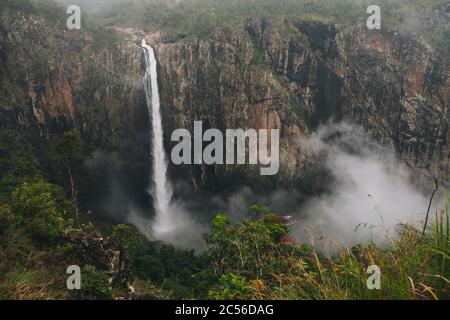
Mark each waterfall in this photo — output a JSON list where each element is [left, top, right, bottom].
[[141, 39, 174, 236]]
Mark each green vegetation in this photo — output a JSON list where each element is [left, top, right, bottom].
[[0, 0, 35, 13], [0, 128, 205, 299], [77, 265, 113, 300], [11, 181, 73, 243], [97, 0, 450, 49], [97, 0, 364, 34], [2, 0, 449, 52], [202, 206, 449, 300], [0, 0, 65, 22]]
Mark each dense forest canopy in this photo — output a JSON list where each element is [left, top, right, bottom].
[[3, 0, 447, 52]]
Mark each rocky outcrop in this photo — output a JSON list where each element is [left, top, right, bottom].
[[66, 229, 135, 299]]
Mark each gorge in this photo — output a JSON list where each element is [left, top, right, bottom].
[[0, 0, 449, 301]]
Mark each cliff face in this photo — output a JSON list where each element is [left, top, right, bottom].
[[0, 9, 150, 214], [339, 25, 450, 176], [0, 10, 146, 147], [155, 23, 309, 190], [1, 7, 449, 198], [151, 18, 450, 190]]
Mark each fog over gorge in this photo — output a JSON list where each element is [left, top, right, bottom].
[[294, 123, 440, 248], [1, 0, 449, 301]]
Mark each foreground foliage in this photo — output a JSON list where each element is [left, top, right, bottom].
[[204, 206, 449, 300]]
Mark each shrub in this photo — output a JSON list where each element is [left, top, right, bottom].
[[204, 210, 312, 287], [208, 273, 251, 300], [77, 265, 112, 300], [108, 224, 146, 254], [11, 181, 73, 243]]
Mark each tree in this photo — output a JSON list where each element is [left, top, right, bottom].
[[109, 224, 146, 254], [48, 130, 91, 228], [204, 207, 307, 283], [208, 273, 251, 300], [77, 265, 113, 300], [11, 181, 73, 244], [0, 129, 43, 195]]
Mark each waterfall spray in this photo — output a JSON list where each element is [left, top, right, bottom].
[[141, 39, 174, 236]]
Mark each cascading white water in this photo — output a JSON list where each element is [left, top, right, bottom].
[[141, 39, 174, 236]]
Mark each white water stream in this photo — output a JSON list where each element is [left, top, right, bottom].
[[141, 39, 174, 236]]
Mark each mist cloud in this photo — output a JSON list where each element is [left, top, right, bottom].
[[293, 122, 437, 248], [127, 199, 208, 250]]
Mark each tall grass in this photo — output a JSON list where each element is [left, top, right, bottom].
[[266, 207, 450, 300]]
